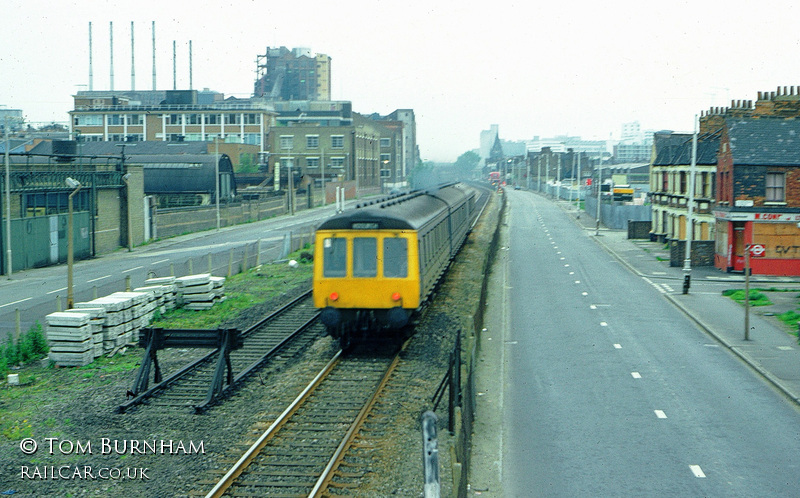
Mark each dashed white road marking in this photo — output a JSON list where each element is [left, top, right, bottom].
[[0, 297, 32, 309], [46, 287, 67, 295], [590, 305, 597, 309], [689, 465, 706, 478], [600, 321, 608, 327], [152, 258, 170, 265], [122, 266, 144, 273], [613, 344, 622, 349], [87, 275, 111, 283], [654, 410, 667, 419], [631, 372, 642, 379], [574, 280, 581, 284], [582, 292, 588, 296]]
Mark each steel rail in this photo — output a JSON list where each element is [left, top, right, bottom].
[[118, 290, 312, 413], [193, 310, 320, 412], [309, 347, 404, 497], [204, 350, 343, 498]]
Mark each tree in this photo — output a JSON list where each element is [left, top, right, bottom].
[[454, 151, 481, 179]]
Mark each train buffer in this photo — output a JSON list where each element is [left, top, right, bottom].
[[120, 327, 243, 413]]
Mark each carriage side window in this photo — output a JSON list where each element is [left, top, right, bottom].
[[383, 238, 408, 278], [323, 237, 347, 277], [353, 237, 377, 277]]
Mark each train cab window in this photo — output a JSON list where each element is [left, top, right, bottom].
[[353, 237, 377, 277], [323, 237, 347, 277], [383, 238, 408, 278]]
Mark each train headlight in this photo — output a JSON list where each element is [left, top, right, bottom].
[[330, 292, 339, 302], [391, 292, 401, 302]]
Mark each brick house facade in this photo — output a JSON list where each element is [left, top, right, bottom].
[[714, 117, 800, 275]]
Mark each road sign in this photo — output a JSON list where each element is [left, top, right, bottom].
[[748, 244, 765, 257]]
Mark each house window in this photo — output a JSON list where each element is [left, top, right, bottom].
[[380, 138, 391, 148], [766, 173, 785, 202], [380, 153, 391, 164], [127, 114, 143, 125], [679, 171, 687, 194], [307, 157, 320, 168], [701, 172, 709, 198], [330, 157, 345, 168], [306, 135, 319, 148], [331, 135, 344, 149], [280, 135, 294, 150], [107, 114, 123, 125]]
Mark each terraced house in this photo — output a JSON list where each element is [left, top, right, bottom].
[[713, 117, 800, 275], [650, 86, 800, 275]]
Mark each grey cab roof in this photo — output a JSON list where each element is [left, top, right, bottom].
[[317, 183, 473, 232]]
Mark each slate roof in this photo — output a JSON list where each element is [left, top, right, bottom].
[[652, 132, 720, 166], [726, 118, 800, 166]]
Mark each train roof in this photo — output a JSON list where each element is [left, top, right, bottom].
[[317, 183, 473, 231]]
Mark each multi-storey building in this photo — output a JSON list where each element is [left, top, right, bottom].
[[649, 86, 800, 274], [253, 47, 331, 101], [367, 109, 416, 191], [265, 111, 394, 196], [649, 131, 719, 255], [69, 89, 275, 158], [713, 117, 800, 275]]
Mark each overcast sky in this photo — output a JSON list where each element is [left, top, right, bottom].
[[4, 0, 800, 162]]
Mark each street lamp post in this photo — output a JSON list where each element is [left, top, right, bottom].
[[4, 116, 12, 277], [682, 116, 699, 294], [288, 157, 295, 216], [320, 148, 326, 206], [66, 177, 82, 309], [537, 155, 541, 192], [121, 173, 133, 252], [595, 157, 602, 236], [215, 137, 221, 230], [116, 144, 132, 251]]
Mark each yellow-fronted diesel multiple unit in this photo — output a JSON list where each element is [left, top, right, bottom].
[[313, 183, 476, 347]]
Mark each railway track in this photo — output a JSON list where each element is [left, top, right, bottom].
[[119, 291, 324, 413], [203, 345, 402, 497]]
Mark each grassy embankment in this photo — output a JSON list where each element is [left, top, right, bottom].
[[0, 250, 313, 441]]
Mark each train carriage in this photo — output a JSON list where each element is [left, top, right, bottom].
[[313, 183, 476, 347]]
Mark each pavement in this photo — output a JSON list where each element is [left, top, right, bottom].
[[468, 194, 800, 496]]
